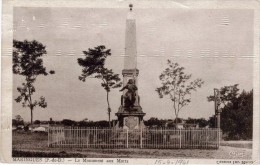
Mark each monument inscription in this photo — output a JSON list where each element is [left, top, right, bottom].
[[124, 116, 139, 130]]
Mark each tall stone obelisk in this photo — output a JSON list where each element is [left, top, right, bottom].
[[116, 4, 145, 130]]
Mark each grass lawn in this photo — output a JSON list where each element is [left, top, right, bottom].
[[12, 131, 48, 149], [12, 131, 252, 159]]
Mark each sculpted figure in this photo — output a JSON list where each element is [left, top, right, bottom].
[[119, 79, 137, 109]]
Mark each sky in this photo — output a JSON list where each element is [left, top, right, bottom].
[[13, 7, 254, 122]]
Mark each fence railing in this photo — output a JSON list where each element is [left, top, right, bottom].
[[48, 127, 220, 149]]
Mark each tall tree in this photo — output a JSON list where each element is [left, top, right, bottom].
[[156, 60, 204, 125], [208, 85, 253, 140], [13, 39, 55, 124], [77, 45, 122, 128], [207, 84, 240, 107]]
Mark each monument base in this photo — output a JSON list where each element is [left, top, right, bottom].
[[115, 105, 146, 130]]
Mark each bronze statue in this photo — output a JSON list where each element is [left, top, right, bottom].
[[119, 79, 137, 109]]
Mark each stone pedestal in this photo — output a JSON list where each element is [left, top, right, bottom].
[[116, 106, 145, 130]]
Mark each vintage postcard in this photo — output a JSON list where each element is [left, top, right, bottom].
[[1, 0, 260, 164]]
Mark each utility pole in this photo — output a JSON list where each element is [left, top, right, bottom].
[[214, 88, 222, 145], [214, 88, 221, 129]]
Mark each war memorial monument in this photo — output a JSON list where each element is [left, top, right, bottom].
[[116, 4, 146, 130]]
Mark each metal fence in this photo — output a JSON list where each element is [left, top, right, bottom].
[[48, 127, 220, 149]]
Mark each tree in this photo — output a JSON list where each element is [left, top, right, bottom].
[[77, 45, 122, 128], [207, 85, 253, 140], [208, 115, 216, 128], [156, 60, 204, 125], [15, 115, 23, 122], [13, 115, 24, 126], [186, 117, 208, 128], [61, 119, 76, 126], [95, 120, 109, 127], [13, 40, 55, 124], [207, 84, 240, 108], [34, 120, 41, 124], [173, 118, 183, 124], [143, 117, 167, 128]]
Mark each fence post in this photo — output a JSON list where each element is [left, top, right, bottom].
[[94, 127, 95, 148], [218, 128, 220, 149], [179, 129, 182, 149], [48, 127, 50, 147], [140, 128, 142, 148], [205, 129, 208, 149], [126, 129, 129, 148]]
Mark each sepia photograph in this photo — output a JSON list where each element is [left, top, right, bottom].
[[1, 0, 259, 164]]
